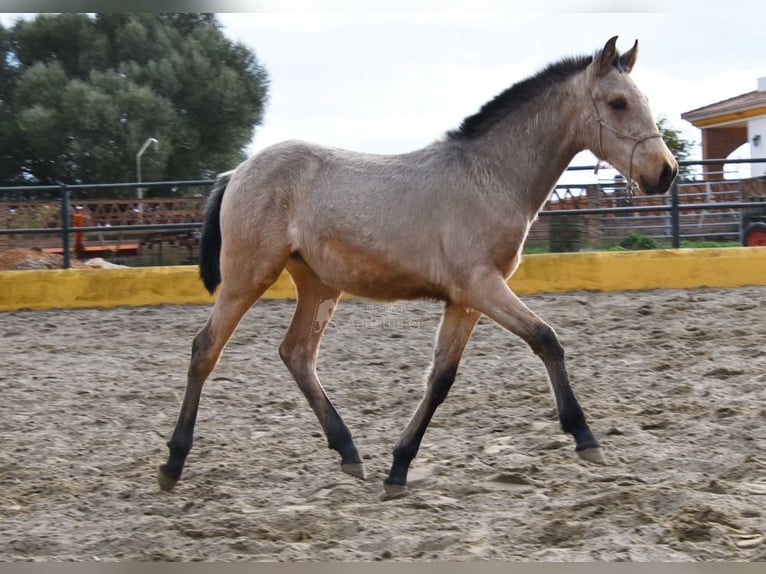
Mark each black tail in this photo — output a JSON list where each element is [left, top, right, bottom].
[[199, 173, 231, 294]]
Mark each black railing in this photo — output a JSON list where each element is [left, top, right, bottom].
[[2, 159, 766, 268], [1, 180, 213, 268], [540, 157, 766, 249]]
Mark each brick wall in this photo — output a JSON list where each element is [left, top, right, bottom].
[[701, 126, 748, 180]]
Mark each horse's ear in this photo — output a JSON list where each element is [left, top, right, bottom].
[[619, 39, 639, 73], [595, 35, 619, 77]]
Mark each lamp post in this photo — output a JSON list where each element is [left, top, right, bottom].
[[136, 137, 159, 200]]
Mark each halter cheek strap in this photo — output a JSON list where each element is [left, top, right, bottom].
[[588, 90, 662, 201]]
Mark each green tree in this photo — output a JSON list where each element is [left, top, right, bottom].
[[657, 115, 696, 181], [1, 13, 268, 188]]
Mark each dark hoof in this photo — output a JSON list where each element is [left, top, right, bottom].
[[341, 462, 367, 480], [158, 465, 180, 492], [577, 446, 607, 465], [382, 480, 408, 499]]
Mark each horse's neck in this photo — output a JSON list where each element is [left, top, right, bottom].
[[468, 85, 584, 217]]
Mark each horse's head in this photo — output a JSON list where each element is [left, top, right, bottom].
[[583, 36, 678, 195]]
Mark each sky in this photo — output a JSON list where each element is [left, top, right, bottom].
[[2, 2, 765, 183]]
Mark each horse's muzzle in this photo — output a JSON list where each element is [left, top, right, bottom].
[[640, 161, 678, 195]]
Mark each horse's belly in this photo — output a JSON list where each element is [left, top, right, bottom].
[[299, 240, 446, 302]]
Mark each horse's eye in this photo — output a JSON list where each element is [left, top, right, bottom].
[[609, 98, 627, 111]]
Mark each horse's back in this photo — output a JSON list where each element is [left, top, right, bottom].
[[235, 139, 332, 189], [224, 139, 457, 226], [218, 140, 328, 226]]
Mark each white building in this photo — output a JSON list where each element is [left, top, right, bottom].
[[682, 77, 766, 179]]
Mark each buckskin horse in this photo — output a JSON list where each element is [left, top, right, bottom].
[[159, 36, 678, 495]]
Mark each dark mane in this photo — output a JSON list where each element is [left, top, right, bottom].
[[447, 55, 593, 140]]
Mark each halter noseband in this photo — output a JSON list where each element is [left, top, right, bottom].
[[589, 90, 662, 201]]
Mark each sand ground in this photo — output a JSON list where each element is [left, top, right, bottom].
[[1, 286, 765, 561]]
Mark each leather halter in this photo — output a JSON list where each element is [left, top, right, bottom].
[[589, 90, 662, 201]]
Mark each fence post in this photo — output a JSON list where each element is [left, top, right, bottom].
[[670, 180, 680, 248], [59, 182, 71, 269]]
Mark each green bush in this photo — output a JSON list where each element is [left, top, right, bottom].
[[619, 232, 659, 250]]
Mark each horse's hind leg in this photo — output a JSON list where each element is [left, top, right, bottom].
[[279, 259, 365, 479], [158, 256, 287, 492], [384, 303, 481, 495]]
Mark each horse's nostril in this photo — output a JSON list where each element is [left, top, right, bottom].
[[659, 162, 676, 188]]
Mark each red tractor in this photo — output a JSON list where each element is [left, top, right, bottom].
[[741, 177, 766, 247]]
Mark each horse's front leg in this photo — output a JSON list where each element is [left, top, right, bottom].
[[384, 304, 481, 495], [464, 273, 606, 465]]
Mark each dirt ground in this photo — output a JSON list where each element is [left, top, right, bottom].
[[0, 248, 125, 270], [1, 286, 765, 561]]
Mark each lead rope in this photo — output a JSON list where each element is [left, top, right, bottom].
[[588, 90, 662, 202]]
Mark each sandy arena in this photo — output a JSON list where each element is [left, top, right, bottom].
[[1, 286, 765, 561]]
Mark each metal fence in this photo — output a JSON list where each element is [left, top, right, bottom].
[[595, 182, 739, 243], [2, 159, 766, 269], [0, 180, 212, 268], [531, 158, 766, 250]]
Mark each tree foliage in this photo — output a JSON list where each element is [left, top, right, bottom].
[[0, 13, 268, 187], [657, 115, 696, 181]]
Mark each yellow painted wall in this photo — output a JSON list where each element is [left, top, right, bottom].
[[508, 248, 766, 293], [0, 248, 764, 312]]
